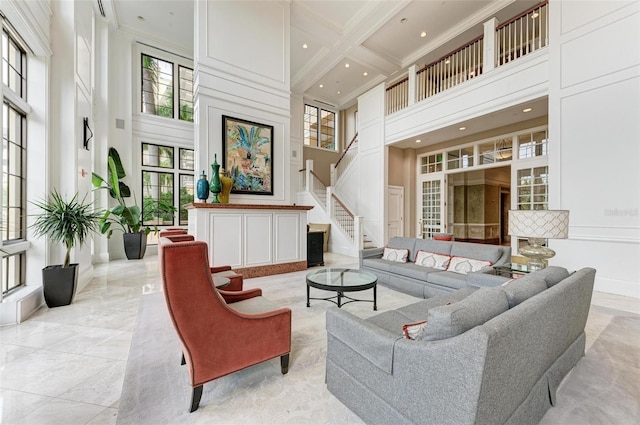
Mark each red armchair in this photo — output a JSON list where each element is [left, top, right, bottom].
[[159, 241, 291, 412], [158, 235, 244, 291]]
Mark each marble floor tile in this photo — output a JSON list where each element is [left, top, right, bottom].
[[59, 360, 127, 407], [0, 389, 52, 424], [1, 252, 638, 425], [11, 398, 106, 425]]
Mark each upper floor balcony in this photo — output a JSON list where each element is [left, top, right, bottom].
[[384, 1, 549, 142]]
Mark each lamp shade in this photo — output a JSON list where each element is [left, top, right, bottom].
[[508, 210, 569, 239]]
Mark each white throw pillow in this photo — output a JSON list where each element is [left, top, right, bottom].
[[402, 320, 427, 340], [414, 250, 451, 270], [447, 256, 493, 275], [382, 247, 409, 263]]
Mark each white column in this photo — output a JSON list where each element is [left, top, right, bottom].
[[483, 17, 498, 73], [408, 64, 417, 106]]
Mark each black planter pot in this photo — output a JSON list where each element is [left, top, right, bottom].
[[42, 264, 79, 308], [123, 232, 148, 260]]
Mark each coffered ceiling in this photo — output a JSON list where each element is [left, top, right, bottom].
[[100, 0, 544, 145]]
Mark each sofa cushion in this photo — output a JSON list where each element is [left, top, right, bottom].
[[426, 271, 469, 290], [447, 256, 493, 275], [419, 287, 509, 341], [388, 263, 433, 281], [415, 250, 451, 270], [382, 247, 409, 262], [451, 242, 502, 263], [386, 237, 417, 258], [397, 286, 478, 320], [535, 266, 571, 288], [362, 258, 394, 272], [500, 277, 547, 308], [367, 310, 415, 334], [413, 239, 452, 258]]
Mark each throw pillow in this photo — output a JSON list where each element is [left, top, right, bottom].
[[501, 277, 547, 308], [447, 256, 492, 275], [382, 247, 409, 263], [418, 287, 509, 341], [402, 320, 427, 340], [414, 250, 451, 270]]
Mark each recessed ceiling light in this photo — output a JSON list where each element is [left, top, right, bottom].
[[523, 107, 532, 113], [445, 59, 450, 64], [420, 31, 427, 38], [302, 43, 308, 49], [137, 15, 145, 21], [416, 139, 422, 143], [345, 63, 350, 68], [363, 72, 368, 76], [337, 91, 341, 94], [400, 18, 407, 24], [459, 126, 466, 131], [319, 84, 324, 88], [469, 71, 475, 77], [531, 12, 539, 19]]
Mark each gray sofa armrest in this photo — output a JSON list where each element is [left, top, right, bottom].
[[359, 247, 384, 268], [467, 270, 511, 287], [326, 308, 401, 374]]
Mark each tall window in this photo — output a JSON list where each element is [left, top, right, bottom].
[[304, 104, 336, 150], [140, 53, 193, 122], [140, 143, 194, 236], [1, 27, 27, 295]]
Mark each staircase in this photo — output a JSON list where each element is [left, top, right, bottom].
[[298, 133, 376, 257]]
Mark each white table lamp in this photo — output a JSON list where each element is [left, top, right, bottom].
[[508, 210, 569, 271]]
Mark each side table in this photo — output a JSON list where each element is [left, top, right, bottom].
[[307, 231, 324, 267], [494, 263, 530, 279]]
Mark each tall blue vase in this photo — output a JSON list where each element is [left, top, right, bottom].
[[196, 171, 209, 202], [209, 154, 222, 204]]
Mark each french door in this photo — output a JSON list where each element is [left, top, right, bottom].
[[418, 176, 445, 239]]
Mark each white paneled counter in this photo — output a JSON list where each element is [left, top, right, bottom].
[[186, 203, 314, 278]]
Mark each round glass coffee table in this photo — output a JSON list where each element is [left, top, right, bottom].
[[306, 268, 377, 310]]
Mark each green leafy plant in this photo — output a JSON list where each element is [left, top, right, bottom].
[[30, 190, 101, 268], [92, 147, 175, 238]]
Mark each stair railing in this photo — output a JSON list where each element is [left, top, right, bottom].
[[331, 132, 359, 185]]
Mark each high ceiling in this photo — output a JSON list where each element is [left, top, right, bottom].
[[101, 0, 544, 146]]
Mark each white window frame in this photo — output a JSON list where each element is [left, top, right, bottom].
[[134, 44, 194, 124], [303, 100, 339, 151]]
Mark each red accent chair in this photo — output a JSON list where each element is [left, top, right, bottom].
[[158, 235, 244, 291], [159, 240, 292, 412]]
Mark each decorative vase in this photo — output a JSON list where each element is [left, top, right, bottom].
[[209, 154, 222, 204], [196, 171, 209, 202], [219, 168, 234, 204]]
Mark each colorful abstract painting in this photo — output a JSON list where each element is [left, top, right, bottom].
[[222, 116, 273, 195]]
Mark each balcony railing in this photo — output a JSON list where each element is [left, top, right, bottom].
[[496, 1, 549, 66], [417, 36, 483, 102], [385, 0, 548, 115], [385, 77, 409, 115]]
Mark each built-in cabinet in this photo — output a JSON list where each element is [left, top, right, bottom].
[[187, 204, 313, 278]]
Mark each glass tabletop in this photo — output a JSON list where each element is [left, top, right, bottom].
[[306, 268, 377, 291], [494, 263, 530, 273]]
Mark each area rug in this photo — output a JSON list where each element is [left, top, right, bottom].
[[116, 278, 418, 425], [118, 287, 640, 424]]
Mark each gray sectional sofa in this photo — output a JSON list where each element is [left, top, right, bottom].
[[326, 266, 596, 425], [360, 237, 511, 298]]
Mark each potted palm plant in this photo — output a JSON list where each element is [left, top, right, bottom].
[[30, 190, 101, 307], [92, 147, 175, 259]]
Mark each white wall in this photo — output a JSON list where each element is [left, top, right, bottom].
[[48, 0, 95, 289], [194, 0, 291, 205], [357, 84, 386, 246], [548, 0, 640, 298]]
